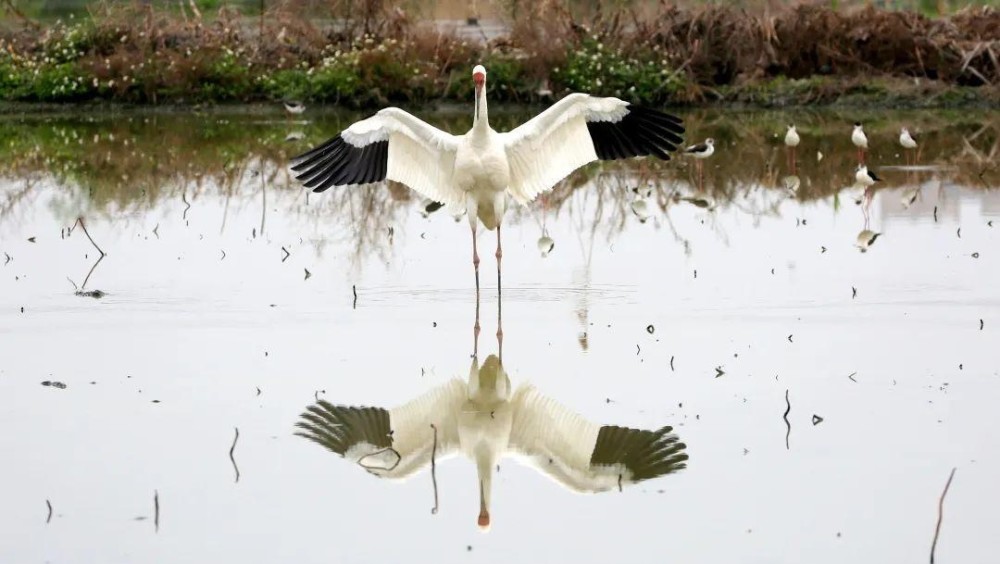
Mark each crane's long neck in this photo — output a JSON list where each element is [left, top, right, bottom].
[[476, 446, 495, 529], [473, 84, 490, 134]]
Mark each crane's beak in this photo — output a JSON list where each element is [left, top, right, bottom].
[[473, 73, 485, 121], [478, 479, 491, 531]]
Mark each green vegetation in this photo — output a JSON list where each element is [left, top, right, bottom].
[[0, 2, 996, 107]]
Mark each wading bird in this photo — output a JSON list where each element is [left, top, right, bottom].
[[784, 125, 800, 171], [683, 137, 714, 188], [289, 65, 684, 294], [855, 164, 881, 188], [851, 122, 868, 164], [284, 100, 306, 115], [899, 127, 918, 165], [296, 295, 687, 530]]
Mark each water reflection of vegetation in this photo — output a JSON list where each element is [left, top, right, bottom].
[[1, 109, 997, 239]]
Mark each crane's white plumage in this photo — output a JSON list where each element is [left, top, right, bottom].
[[296, 355, 687, 527], [290, 65, 684, 291]]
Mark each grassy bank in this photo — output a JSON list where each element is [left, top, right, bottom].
[[0, 2, 997, 107]]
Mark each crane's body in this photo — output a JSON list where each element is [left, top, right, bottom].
[[290, 65, 684, 293], [296, 353, 687, 530]]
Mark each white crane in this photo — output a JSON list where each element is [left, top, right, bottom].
[[297, 360, 687, 529], [290, 65, 685, 293], [295, 297, 687, 530], [851, 122, 868, 164]]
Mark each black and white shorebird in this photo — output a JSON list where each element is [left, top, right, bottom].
[[899, 127, 918, 165], [283, 100, 306, 115], [289, 65, 684, 294], [856, 229, 881, 252], [296, 294, 687, 531], [683, 138, 714, 187], [855, 164, 881, 188], [784, 125, 800, 171], [851, 122, 868, 164]]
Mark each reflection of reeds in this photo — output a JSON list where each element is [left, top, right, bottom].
[[1, 110, 997, 258]]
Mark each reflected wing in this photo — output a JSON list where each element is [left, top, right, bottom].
[[296, 379, 467, 479], [499, 93, 684, 205], [290, 108, 464, 206], [507, 384, 687, 493]]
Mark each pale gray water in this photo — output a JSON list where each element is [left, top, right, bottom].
[[0, 108, 998, 563]]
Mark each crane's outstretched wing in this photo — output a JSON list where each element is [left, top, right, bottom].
[[499, 93, 684, 204], [290, 108, 464, 206], [507, 384, 687, 493], [296, 378, 467, 479]]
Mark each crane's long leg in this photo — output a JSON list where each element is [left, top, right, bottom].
[[473, 283, 481, 357], [495, 224, 503, 305], [496, 275, 503, 362], [472, 224, 480, 298]]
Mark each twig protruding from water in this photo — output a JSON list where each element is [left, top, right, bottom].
[[783, 389, 791, 450], [430, 424, 439, 515], [46, 499, 52, 523], [72, 218, 106, 257], [229, 427, 241, 483], [930, 467, 957, 564], [154, 490, 160, 532]]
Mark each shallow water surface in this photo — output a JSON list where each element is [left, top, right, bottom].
[[1, 107, 999, 563]]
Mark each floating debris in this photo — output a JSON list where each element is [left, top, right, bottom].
[[154, 490, 160, 532], [304, 268, 312, 280], [670, 356, 675, 371], [220, 250, 226, 260], [957, 228, 961, 238], [848, 372, 858, 383], [281, 247, 290, 262], [646, 324, 655, 334], [3, 252, 10, 265], [933, 206, 938, 222], [972, 252, 979, 259], [821, 246, 827, 253], [41, 381, 67, 389], [46, 500, 52, 524], [27, 236, 36, 243], [714, 366, 725, 378], [787, 334, 794, 343], [352, 285, 358, 308], [75, 289, 106, 299], [812, 414, 824, 425], [852, 286, 857, 298], [981, 319, 984, 330]]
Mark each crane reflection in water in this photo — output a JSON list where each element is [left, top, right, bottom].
[[295, 293, 688, 530]]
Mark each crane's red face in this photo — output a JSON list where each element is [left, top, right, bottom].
[[473, 71, 486, 87]]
